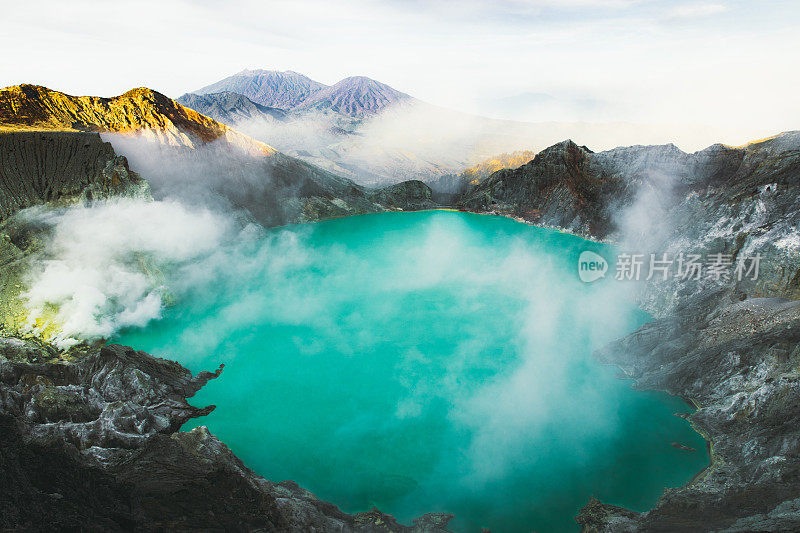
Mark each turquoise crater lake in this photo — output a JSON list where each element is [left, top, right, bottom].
[[114, 211, 707, 532]]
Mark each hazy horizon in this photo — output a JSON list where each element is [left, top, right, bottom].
[[2, 0, 798, 148]]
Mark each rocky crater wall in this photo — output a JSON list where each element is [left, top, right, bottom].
[[0, 131, 149, 221]]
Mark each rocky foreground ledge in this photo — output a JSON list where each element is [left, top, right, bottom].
[[577, 290, 800, 532], [0, 337, 452, 532]]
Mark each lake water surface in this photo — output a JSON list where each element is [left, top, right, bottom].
[[115, 211, 707, 532]]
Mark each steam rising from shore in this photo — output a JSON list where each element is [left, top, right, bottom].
[[21, 200, 239, 347]]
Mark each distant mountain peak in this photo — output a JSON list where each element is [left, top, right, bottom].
[[176, 91, 288, 126], [295, 76, 412, 117], [195, 70, 327, 110], [337, 75, 382, 85], [234, 68, 306, 77]]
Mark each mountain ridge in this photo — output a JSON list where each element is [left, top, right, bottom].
[[0, 84, 276, 155], [294, 75, 413, 116], [194, 69, 327, 110], [194, 70, 412, 117], [458, 131, 800, 236], [176, 91, 288, 125]]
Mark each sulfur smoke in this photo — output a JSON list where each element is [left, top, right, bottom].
[[21, 199, 241, 347]]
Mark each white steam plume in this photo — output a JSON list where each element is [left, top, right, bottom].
[[21, 199, 237, 348]]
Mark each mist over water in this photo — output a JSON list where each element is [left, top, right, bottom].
[[113, 210, 707, 533]]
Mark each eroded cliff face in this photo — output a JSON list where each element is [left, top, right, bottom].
[[0, 131, 149, 220], [458, 140, 611, 236], [579, 292, 800, 533], [0, 131, 150, 339], [459, 133, 800, 259]]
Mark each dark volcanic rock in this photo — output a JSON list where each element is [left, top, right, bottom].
[[0, 131, 149, 220], [579, 292, 800, 532], [368, 179, 435, 211], [0, 413, 134, 530], [0, 339, 453, 532], [458, 140, 612, 236], [0, 343, 220, 452], [458, 133, 800, 247]]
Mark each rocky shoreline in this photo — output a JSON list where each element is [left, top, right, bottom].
[[579, 290, 800, 532]]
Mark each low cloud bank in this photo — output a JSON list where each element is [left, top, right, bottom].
[[225, 100, 756, 187]]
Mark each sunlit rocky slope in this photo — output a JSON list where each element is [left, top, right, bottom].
[[0, 84, 268, 150], [425, 150, 537, 202]]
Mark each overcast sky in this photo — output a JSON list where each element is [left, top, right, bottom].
[[2, 0, 798, 139]]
